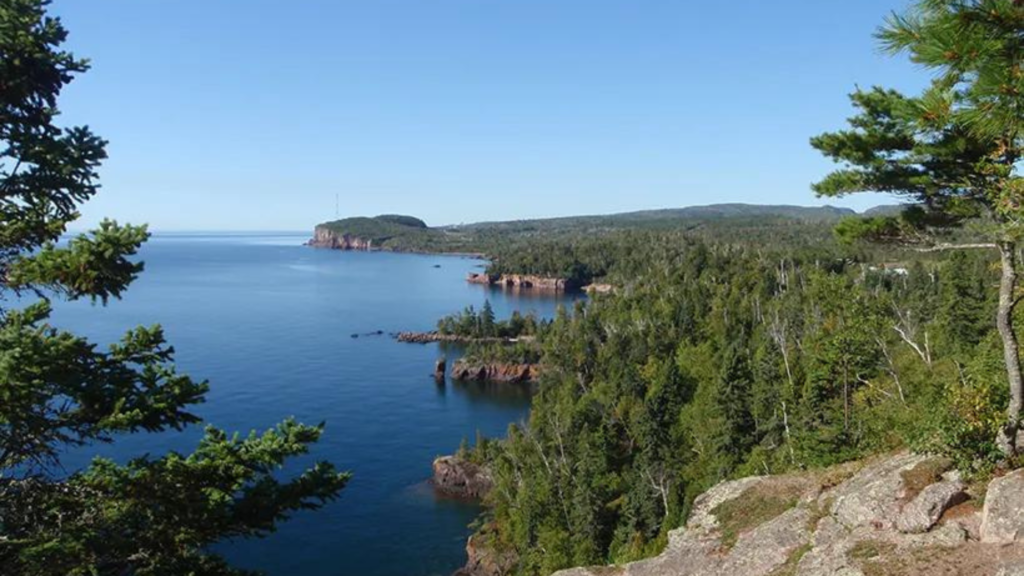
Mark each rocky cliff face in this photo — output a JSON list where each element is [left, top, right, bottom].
[[467, 273, 576, 292], [454, 527, 516, 576], [307, 226, 375, 250], [450, 360, 540, 384], [433, 455, 493, 499], [554, 452, 1024, 576]]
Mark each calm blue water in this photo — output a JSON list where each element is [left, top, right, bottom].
[[47, 232, 572, 576]]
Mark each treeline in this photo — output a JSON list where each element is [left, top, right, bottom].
[[483, 224, 865, 286], [460, 341, 544, 366], [437, 302, 545, 339], [477, 239, 1005, 574]]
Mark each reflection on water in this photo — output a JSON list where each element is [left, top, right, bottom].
[[448, 378, 535, 407]]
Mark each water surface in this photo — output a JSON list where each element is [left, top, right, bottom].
[[49, 232, 571, 576]]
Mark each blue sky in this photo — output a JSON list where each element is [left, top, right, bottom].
[[53, 0, 928, 231]]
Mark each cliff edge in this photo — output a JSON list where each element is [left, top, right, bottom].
[[553, 452, 1024, 576]]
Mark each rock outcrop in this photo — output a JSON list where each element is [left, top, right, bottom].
[[450, 360, 539, 384], [395, 331, 519, 344], [553, 452, 1024, 576], [454, 528, 516, 576], [583, 283, 615, 294], [896, 471, 966, 534], [982, 469, 1024, 544], [307, 226, 374, 250], [433, 455, 493, 500], [467, 273, 577, 292]]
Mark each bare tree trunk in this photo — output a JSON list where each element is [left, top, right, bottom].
[[997, 241, 1024, 456]]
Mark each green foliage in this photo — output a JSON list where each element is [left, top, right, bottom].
[[813, 0, 1023, 459], [474, 231, 1006, 575], [462, 341, 544, 366], [318, 215, 449, 251], [317, 206, 890, 284], [437, 303, 545, 340], [0, 2, 349, 574]]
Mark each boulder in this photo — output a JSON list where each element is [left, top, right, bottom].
[[434, 358, 446, 382], [827, 452, 929, 530], [896, 477, 967, 534], [982, 469, 1024, 543]]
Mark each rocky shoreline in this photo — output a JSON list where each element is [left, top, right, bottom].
[[467, 272, 578, 292], [432, 456, 513, 576], [454, 527, 516, 576], [450, 359, 540, 384], [432, 455, 494, 500], [395, 331, 518, 344], [306, 226, 485, 257]]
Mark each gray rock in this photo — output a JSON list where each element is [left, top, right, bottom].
[[685, 476, 765, 535], [811, 515, 848, 548], [719, 507, 811, 576], [828, 452, 928, 530], [982, 469, 1024, 543], [998, 560, 1024, 576], [895, 478, 967, 534], [904, 521, 967, 547], [552, 455, 1023, 576], [795, 532, 864, 576]]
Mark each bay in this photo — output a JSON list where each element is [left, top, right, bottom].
[[47, 232, 573, 576]]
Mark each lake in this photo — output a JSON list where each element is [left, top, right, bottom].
[[47, 232, 573, 576]]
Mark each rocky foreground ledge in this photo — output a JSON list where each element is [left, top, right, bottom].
[[554, 452, 1024, 576]]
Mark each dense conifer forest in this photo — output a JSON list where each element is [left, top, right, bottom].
[[463, 234, 1007, 574]]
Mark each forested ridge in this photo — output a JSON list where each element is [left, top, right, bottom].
[[314, 205, 893, 282], [463, 235, 1007, 574], [458, 0, 1024, 571]]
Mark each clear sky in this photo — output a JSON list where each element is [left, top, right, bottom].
[[52, 0, 928, 231]]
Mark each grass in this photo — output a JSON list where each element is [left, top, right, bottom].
[[768, 543, 812, 576], [899, 457, 953, 503], [847, 539, 897, 562], [712, 480, 805, 549]]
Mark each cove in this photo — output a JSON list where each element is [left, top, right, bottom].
[[46, 232, 576, 576]]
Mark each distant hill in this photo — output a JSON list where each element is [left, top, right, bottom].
[[861, 204, 907, 217], [318, 214, 429, 239], [312, 204, 904, 253], [450, 203, 866, 233]]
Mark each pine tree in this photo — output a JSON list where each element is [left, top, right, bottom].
[[0, 2, 349, 573], [481, 299, 496, 337], [812, 0, 1024, 453], [936, 251, 990, 356]]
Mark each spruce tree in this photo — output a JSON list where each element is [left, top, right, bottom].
[[0, 1, 349, 574]]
